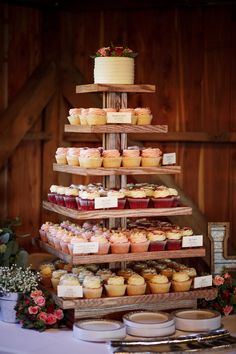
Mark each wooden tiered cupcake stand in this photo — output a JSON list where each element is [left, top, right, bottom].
[[41, 83, 217, 319]]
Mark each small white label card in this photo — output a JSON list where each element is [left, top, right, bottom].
[[182, 235, 203, 248], [107, 112, 132, 124], [95, 197, 118, 209], [193, 275, 213, 289], [162, 153, 176, 165], [73, 242, 99, 254], [57, 285, 83, 298]]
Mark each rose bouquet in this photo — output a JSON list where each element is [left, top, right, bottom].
[[15, 289, 64, 331], [199, 272, 236, 316], [92, 44, 137, 58]]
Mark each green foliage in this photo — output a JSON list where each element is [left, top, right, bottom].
[[0, 217, 28, 268]]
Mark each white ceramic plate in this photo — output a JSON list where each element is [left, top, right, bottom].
[[123, 311, 174, 328], [73, 319, 126, 342], [126, 323, 176, 337], [173, 309, 221, 332]]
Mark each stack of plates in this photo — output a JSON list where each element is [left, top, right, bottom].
[[173, 309, 222, 332], [123, 311, 175, 337], [73, 319, 126, 342]]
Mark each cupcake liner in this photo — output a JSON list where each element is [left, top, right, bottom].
[[122, 156, 141, 167], [137, 115, 153, 125], [151, 197, 175, 208], [104, 284, 127, 297], [130, 240, 150, 253], [83, 287, 103, 299], [141, 157, 162, 167], [111, 242, 130, 254], [102, 157, 122, 168], [67, 115, 80, 125], [55, 155, 67, 165], [171, 279, 192, 292], [47, 193, 57, 204], [149, 281, 171, 294], [149, 240, 167, 251], [79, 157, 103, 168], [55, 195, 66, 207], [127, 283, 146, 296], [39, 230, 48, 243], [96, 242, 110, 255], [60, 241, 70, 254], [51, 278, 60, 291], [87, 115, 106, 125], [127, 198, 150, 209], [166, 239, 182, 250], [64, 196, 78, 209], [66, 156, 80, 166], [79, 198, 95, 211]]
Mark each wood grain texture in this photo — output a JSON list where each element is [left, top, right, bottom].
[[53, 163, 181, 176], [38, 240, 205, 264], [64, 124, 168, 133], [76, 84, 156, 93], [52, 288, 217, 310], [43, 201, 192, 220]]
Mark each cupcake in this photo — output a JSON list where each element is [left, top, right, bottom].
[[147, 230, 167, 251], [66, 147, 81, 166], [82, 275, 103, 299], [129, 231, 150, 253], [55, 186, 66, 207], [110, 232, 130, 254], [87, 108, 106, 125], [126, 274, 146, 296], [60, 233, 73, 254], [55, 147, 68, 165], [171, 272, 192, 292], [122, 147, 141, 167], [78, 269, 94, 284], [141, 148, 162, 167], [78, 190, 101, 210], [68, 236, 88, 255], [160, 267, 176, 279], [135, 107, 153, 125], [119, 108, 137, 124], [104, 276, 127, 297], [48, 185, 58, 204], [39, 263, 55, 288], [180, 226, 194, 237], [117, 268, 135, 281], [79, 148, 103, 168], [90, 234, 110, 255], [67, 108, 81, 125], [149, 274, 171, 294], [80, 108, 88, 125], [140, 267, 157, 281], [166, 229, 182, 250], [59, 273, 80, 287], [107, 190, 126, 209], [102, 149, 122, 168], [151, 186, 174, 208], [51, 270, 68, 291], [96, 268, 115, 283], [39, 222, 52, 242], [127, 189, 149, 209], [181, 267, 197, 279], [64, 187, 79, 209]]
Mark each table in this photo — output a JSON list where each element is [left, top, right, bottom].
[[0, 315, 235, 354]]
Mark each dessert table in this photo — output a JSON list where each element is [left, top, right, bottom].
[[0, 315, 235, 354]]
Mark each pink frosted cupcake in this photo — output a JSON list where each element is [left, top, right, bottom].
[[129, 231, 150, 253], [66, 147, 81, 166], [90, 234, 110, 255], [134, 107, 153, 125], [60, 232, 73, 254], [110, 232, 130, 254], [64, 187, 79, 209], [79, 148, 103, 168], [147, 230, 167, 251], [53, 229, 65, 251], [87, 108, 106, 125], [102, 149, 122, 168], [122, 147, 141, 167], [55, 147, 68, 165], [39, 222, 52, 243], [141, 148, 162, 167], [68, 236, 88, 255]]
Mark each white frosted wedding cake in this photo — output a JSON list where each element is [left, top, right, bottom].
[[93, 46, 137, 85]]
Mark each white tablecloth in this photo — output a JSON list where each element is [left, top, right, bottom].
[[0, 315, 235, 354]]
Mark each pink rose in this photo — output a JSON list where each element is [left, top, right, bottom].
[[46, 314, 57, 325], [38, 311, 48, 323], [223, 305, 233, 316], [30, 290, 43, 298], [28, 306, 39, 315], [54, 309, 64, 320], [224, 273, 231, 279], [97, 47, 110, 56], [213, 275, 224, 286], [34, 296, 46, 307]]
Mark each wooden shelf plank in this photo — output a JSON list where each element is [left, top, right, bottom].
[[42, 201, 192, 220], [53, 163, 181, 176], [38, 240, 206, 265], [76, 84, 156, 93], [51, 288, 217, 310], [64, 124, 168, 134]]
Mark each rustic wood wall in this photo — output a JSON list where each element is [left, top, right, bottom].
[[0, 2, 236, 255]]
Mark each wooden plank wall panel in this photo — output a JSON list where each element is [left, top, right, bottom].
[[6, 6, 41, 245]]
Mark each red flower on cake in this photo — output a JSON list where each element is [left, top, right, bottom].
[[92, 44, 137, 58]]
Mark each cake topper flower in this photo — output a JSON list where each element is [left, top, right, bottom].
[[92, 44, 138, 58]]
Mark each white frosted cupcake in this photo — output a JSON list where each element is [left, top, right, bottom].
[[127, 274, 146, 296], [149, 274, 171, 294], [82, 275, 103, 299], [171, 272, 192, 292], [104, 276, 127, 297]]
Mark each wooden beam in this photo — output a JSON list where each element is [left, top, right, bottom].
[[64, 131, 236, 143], [0, 62, 57, 170], [23, 132, 52, 141]]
